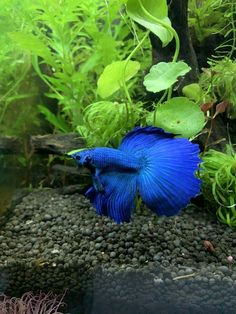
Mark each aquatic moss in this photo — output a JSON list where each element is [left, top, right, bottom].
[[199, 145, 236, 227]]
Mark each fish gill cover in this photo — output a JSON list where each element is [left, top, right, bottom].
[[69, 126, 201, 223]]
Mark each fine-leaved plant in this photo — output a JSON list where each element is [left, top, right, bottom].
[[183, 58, 236, 120], [0, 0, 40, 136], [199, 145, 236, 227], [9, 0, 151, 137]]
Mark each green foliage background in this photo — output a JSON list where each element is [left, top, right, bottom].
[[0, 0, 151, 138]]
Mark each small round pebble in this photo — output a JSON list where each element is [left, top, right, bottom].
[[0, 188, 235, 312]]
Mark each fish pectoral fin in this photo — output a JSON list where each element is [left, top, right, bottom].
[[92, 174, 104, 192], [89, 170, 137, 223]]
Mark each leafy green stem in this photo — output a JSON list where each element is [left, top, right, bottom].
[[138, 0, 180, 99], [153, 89, 168, 125], [32, 56, 63, 100], [123, 30, 150, 104]]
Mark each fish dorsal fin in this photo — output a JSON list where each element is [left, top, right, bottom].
[[119, 126, 174, 154]]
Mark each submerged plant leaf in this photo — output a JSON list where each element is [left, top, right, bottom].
[[200, 102, 214, 113], [38, 105, 71, 133], [182, 83, 203, 102], [97, 60, 140, 98], [144, 61, 191, 93], [9, 32, 53, 64], [147, 97, 205, 138], [126, 0, 173, 46], [212, 101, 230, 119]]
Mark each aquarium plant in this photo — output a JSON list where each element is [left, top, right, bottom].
[[3, 0, 206, 146], [0, 291, 65, 314], [65, 0, 207, 223], [188, 0, 236, 59], [182, 57, 236, 143], [0, 0, 41, 136], [87, 0, 205, 146], [199, 58, 236, 119], [188, 0, 228, 43], [8, 0, 151, 136], [199, 145, 236, 227]]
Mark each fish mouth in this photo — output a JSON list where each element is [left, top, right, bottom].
[[84, 163, 95, 174]]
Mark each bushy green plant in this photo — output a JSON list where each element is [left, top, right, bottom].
[[212, 0, 236, 59], [188, 0, 236, 58], [202, 58, 236, 117], [91, 0, 205, 143], [2, 0, 205, 146], [199, 145, 236, 227], [190, 58, 236, 118], [183, 57, 236, 121], [8, 0, 151, 135], [0, 0, 41, 136], [188, 0, 226, 42], [77, 101, 144, 147]]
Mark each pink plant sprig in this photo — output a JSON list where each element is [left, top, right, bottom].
[[0, 291, 66, 314]]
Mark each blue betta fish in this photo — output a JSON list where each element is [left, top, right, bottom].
[[70, 126, 201, 223]]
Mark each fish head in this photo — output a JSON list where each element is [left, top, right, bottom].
[[68, 149, 95, 169]]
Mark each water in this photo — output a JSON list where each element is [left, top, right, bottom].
[[0, 160, 21, 216], [1, 1, 236, 312], [0, 186, 14, 216]]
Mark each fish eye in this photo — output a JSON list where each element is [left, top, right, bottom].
[[75, 155, 81, 160], [85, 156, 92, 163]]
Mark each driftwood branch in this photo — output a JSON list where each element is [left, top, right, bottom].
[[0, 133, 85, 155], [30, 133, 85, 155], [0, 119, 234, 156]]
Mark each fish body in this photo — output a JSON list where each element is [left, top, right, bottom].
[[76, 147, 141, 172], [70, 126, 201, 223]]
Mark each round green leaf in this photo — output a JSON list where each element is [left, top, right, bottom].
[[182, 83, 203, 102], [144, 61, 191, 93], [147, 97, 205, 138], [97, 60, 140, 98]]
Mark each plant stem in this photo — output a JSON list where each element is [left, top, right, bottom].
[[123, 30, 150, 105], [153, 89, 168, 125], [122, 30, 150, 123], [203, 115, 214, 152]]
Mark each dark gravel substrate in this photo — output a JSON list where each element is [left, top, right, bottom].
[[0, 188, 236, 314]]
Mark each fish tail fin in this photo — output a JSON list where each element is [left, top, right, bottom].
[[137, 138, 201, 216]]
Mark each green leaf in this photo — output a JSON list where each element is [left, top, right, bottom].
[[143, 61, 191, 93], [38, 105, 71, 133], [126, 0, 173, 46], [182, 83, 203, 102], [147, 97, 205, 138], [97, 60, 140, 98], [9, 32, 53, 64]]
